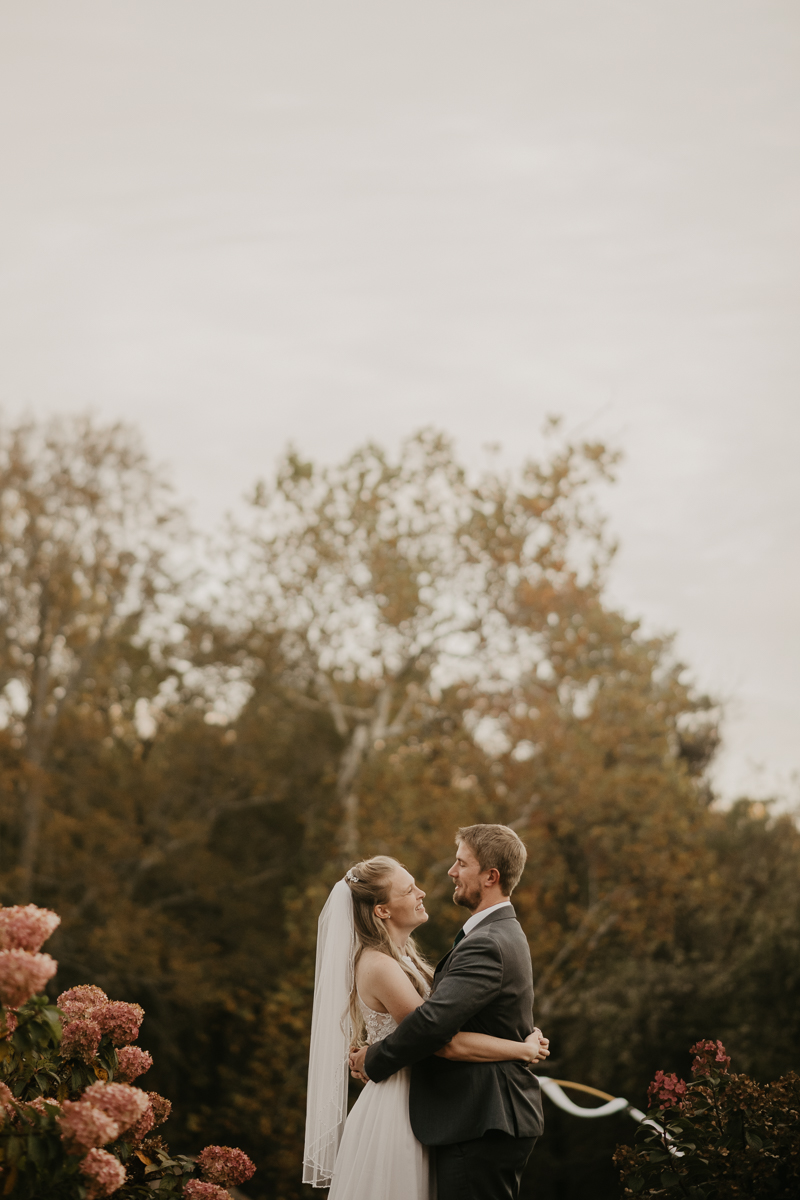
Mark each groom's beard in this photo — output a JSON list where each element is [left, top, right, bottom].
[[453, 882, 482, 911]]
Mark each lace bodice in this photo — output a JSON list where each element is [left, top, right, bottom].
[[358, 999, 398, 1045], [357, 955, 429, 1046]]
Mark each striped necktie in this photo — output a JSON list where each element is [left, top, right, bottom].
[[452, 927, 466, 950]]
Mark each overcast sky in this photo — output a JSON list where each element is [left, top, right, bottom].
[[1, 0, 798, 802]]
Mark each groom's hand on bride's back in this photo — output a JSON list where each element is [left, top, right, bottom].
[[349, 1046, 370, 1083]]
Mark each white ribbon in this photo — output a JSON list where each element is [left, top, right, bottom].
[[537, 1078, 684, 1156]]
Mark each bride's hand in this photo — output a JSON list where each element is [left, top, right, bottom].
[[349, 1045, 370, 1083], [524, 1028, 550, 1064]]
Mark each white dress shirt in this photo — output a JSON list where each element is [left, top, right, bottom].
[[461, 899, 513, 938]]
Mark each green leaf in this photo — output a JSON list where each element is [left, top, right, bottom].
[[628, 1177, 645, 1194], [744, 1130, 763, 1150], [661, 1170, 681, 1189], [27, 1134, 46, 1167]]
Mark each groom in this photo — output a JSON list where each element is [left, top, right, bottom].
[[349, 823, 545, 1200]]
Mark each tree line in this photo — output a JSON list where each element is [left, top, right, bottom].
[[0, 414, 797, 1199]]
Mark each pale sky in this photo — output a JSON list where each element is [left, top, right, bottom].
[[1, 1, 798, 802]]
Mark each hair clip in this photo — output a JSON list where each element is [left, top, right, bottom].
[[345, 870, 360, 884]]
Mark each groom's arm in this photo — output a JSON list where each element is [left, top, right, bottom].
[[364, 935, 503, 1083]]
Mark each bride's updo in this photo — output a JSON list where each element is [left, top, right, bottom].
[[345, 856, 433, 1047]]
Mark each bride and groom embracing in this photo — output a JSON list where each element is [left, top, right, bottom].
[[303, 824, 549, 1200]]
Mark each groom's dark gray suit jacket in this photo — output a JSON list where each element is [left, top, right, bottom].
[[364, 906, 544, 1146]]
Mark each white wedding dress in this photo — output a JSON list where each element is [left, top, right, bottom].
[[327, 964, 435, 1200]]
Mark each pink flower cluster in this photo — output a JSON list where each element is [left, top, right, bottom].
[[58, 985, 109, 1022], [197, 1145, 256, 1187], [96, 1000, 144, 1047], [59, 1100, 120, 1151], [57, 986, 145, 1064], [24, 1096, 61, 1117], [148, 1091, 172, 1127], [690, 1038, 731, 1077], [647, 1070, 688, 1111], [0, 1007, 18, 1039], [59, 1082, 150, 1152], [115, 1045, 153, 1083], [61, 1018, 102, 1063], [126, 1102, 154, 1143], [120, 1089, 171, 1144], [0, 948, 57, 1008], [83, 1081, 150, 1134], [0, 905, 59, 1024], [0, 1082, 15, 1115], [80, 1147, 126, 1199], [0, 905, 60, 953], [183, 1183, 230, 1200]]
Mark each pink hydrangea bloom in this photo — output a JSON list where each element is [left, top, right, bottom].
[[126, 1100, 155, 1143], [0, 1081, 15, 1114], [25, 1096, 61, 1117], [0, 949, 57, 1008], [183, 1182, 230, 1200], [96, 1001, 144, 1047], [647, 1070, 688, 1111], [61, 1017, 103, 1063], [115, 1045, 153, 1083], [197, 1145, 256, 1187], [690, 1038, 731, 1077], [0, 905, 60, 953], [57, 985, 109, 1024], [59, 1099, 120, 1151], [0, 1008, 18, 1038], [15, 1095, 61, 1127], [148, 1092, 172, 1128], [119, 1090, 171, 1143], [80, 1147, 127, 1199], [83, 1082, 149, 1134]]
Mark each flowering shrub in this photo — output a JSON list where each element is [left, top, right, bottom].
[[647, 1070, 687, 1112], [61, 1018, 103, 1063], [0, 906, 61, 954], [0, 904, 256, 1199], [80, 1149, 127, 1200], [0, 949, 58, 1007], [615, 1040, 800, 1197], [59, 1099, 121, 1152], [183, 1183, 230, 1200], [58, 985, 109, 1021], [114, 1048, 153, 1085], [95, 1003, 145, 1048], [196, 1146, 256, 1188]]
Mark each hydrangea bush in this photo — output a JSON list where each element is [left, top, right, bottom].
[[0, 905, 255, 1199], [614, 1040, 800, 1197]]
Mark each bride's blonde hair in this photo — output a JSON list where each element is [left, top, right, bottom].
[[345, 856, 433, 1048]]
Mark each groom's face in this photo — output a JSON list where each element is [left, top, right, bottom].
[[448, 841, 484, 911]]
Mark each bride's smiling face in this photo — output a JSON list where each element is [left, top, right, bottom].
[[376, 866, 428, 933]]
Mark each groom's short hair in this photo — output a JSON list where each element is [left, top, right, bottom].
[[456, 824, 527, 895]]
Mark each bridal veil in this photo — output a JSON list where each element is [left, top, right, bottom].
[[302, 879, 356, 1187]]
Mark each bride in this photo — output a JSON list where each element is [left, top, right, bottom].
[[302, 855, 548, 1199]]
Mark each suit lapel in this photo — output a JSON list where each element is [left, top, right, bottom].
[[432, 905, 517, 987], [434, 950, 453, 978]]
